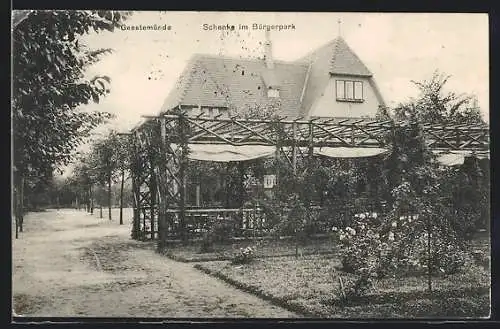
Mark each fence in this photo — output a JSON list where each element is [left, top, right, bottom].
[[137, 198, 390, 242]]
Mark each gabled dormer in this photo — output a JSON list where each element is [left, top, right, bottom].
[[297, 36, 386, 118]]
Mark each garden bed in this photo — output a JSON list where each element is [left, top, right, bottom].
[[195, 255, 490, 318], [164, 236, 337, 262]]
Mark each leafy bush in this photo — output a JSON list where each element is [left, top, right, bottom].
[[199, 233, 215, 253], [336, 210, 472, 277], [231, 246, 255, 265], [199, 217, 236, 253], [338, 269, 377, 302], [410, 232, 471, 275], [336, 212, 387, 275]]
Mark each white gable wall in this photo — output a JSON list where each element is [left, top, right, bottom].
[[308, 75, 383, 118]]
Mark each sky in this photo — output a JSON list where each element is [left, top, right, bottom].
[[80, 11, 489, 136]]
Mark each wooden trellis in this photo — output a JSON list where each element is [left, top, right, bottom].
[[124, 112, 489, 248]]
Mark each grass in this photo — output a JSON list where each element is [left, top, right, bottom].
[[165, 236, 337, 262], [195, 253, 490, 318]]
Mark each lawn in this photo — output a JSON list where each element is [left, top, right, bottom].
[[165, 236, 337, 262], [195, 251, 490, 318]]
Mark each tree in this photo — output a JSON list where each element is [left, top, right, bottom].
[[12, 10, 129, 235], [393, 70, 485, 125], [114, 134, 131, 225], [379, 71, 488, 293], [72, 153, 100, 213], [90, 132, 121, 220]]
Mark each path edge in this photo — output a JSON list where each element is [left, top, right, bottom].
[[193, 263, 323, 318]]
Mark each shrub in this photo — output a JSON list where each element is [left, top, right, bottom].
[[199, 233, 215, 253], [231, 246, 255, 265], [337, 267, 378, 303], [199, 216, 235, 253], [335, 210, 472, 284], [412, 232, 471, 275]]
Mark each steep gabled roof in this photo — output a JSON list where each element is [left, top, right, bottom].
[[160, 36, 379, 119], [297, 37, 372, 77], [329, 37, 372, 77], [160, 54, 308, 118]]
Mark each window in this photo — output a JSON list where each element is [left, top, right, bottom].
[[345, 81, 354, 99], [335, 80, 364, 102], [336, 81, 345, 99], [354, 82, 363, 100]]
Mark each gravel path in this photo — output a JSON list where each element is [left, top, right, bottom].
[[12, 209, 298, 318]]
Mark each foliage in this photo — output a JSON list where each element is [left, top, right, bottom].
[[393, 70, 485, 125], [338, 270, 377, 302], [436, 158, 490, 239], [231, 246, 256, 265], [332, 78, 487, 297], [12, 10, 129, 199], [89, 131, 130, 185], [199, 217, 237, 253]]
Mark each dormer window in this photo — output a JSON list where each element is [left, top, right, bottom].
[[336, 80, 364, 102], [267, 88, 279, 98]]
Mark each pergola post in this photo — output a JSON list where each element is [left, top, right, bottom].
[[178, 114, 188, 243], [274, 119, 281, 202], [157, 116, 168, 251], [130, 132, 142, 240], [142, 130, 155, 240], [307, 119, 315, 207], [135, 130, 153, 241], [292, 121, 298, 176], [148, 154, 157, 240]]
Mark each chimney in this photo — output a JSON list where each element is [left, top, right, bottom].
[[264, 30, 274, 69]]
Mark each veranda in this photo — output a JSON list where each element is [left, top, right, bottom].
[[122, 111, 489, 249]]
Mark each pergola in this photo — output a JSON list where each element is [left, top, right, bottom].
[[122, 111, 489, 247]]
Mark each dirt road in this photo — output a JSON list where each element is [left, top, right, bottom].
[[12, 209, 298, 318]]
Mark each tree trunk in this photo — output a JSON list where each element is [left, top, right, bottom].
[[108, 170, 112, 220], [86, 189, 90, 212], [427, 215, 432, 294], [90, 185, 94, 215], [15, 216, 19, 239], [119, 168, 125, 225], [14, 183, 19, 239], [19, 177, 24, 232], [100, 204, 103, 218]]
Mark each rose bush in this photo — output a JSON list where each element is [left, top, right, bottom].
[[334, 209, 471, 300], [232, 246, 256, 265]]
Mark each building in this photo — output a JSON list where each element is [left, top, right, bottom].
[[160, 31, 386, 120]]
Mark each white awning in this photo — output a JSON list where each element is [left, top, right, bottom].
[[171, 144, 390, 162], [185, 144, 275, 162], [170, 144, 488, 164], [433, 150, 490, 166], [314, 147, 389, 158]]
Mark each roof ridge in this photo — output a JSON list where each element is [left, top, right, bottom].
[[159, 56, 199, 114], [295, 38, 339, 63], [329, 37, 341, 68], [179, 58, 199, 104], [192, 52, 307, 67]]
